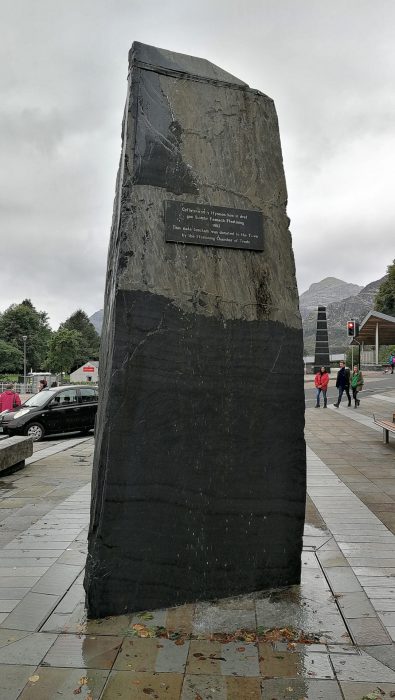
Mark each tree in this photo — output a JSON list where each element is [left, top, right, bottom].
[[379, 344, 395, 365], [375, 260, 395, 316], [59, 309, 100, 369], [0, 299, 52, 370], [46, 329, 83, 374], [0, 340, 24, 373]]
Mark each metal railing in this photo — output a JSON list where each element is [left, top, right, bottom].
[[0, 383, 27, 395]]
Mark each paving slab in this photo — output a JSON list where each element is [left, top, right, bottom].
[[340, 681, 395, 699], [0, 664, 37, 700], [114, 637, 189, 673], [0, 592, 59, 631], [261, 678, 343, 699], [42, 633, 122, 669], [331, 649, 395, 682], [259, 643, 334, 679], [101, 670, 183, 699], [0, 631, 57, 665], [17, 666, 109, 699]]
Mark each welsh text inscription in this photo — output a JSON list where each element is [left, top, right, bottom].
[[165, 201, 263, 251]]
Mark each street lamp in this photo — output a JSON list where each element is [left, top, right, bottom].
[[22, 336, 27, 394]]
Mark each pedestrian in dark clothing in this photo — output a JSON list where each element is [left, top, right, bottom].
[[351, 365, 364, 407], [389, 353, 395, 374], [334, 361, 351, 407], [38, 379, 47, 392]]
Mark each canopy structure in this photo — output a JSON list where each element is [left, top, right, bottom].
[[352, 310, 395, 363]]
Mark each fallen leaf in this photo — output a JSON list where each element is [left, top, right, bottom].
[[138, 611, 154, 621], [175, 638, 185, 646], [73, 688, 82, 695], [168, 631, 183, 640], [143, 689, 155, 695], [28, 675, 40, 683], [79, 677, 88, 686], [236, 646, 245, 652]]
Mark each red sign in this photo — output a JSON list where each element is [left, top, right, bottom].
[[83, 366, 95, 373]]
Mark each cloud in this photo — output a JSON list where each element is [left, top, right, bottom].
[[0, 0, 394, 325]]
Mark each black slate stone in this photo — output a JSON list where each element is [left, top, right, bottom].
[[85, 42, 306, 617], [314, 306, 331, 373]]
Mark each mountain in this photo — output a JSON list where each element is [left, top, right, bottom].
[[302, 275, 387, 354], [89, 309, 104, 335], [299, 277, 362, 320], [90, 274, 386, 352]]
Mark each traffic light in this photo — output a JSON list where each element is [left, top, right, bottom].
[[347, 320, 359, 337]]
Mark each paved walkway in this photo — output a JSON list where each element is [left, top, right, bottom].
[[0, 391, 394, 699]]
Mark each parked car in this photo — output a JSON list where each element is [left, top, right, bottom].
[[0, 385, 98, 442]]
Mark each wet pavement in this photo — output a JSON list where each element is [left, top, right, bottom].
[[0, 391, 394, 698]]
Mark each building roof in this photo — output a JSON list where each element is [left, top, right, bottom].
[[70, 361, 99, 375], [352, 310, 395, 345]]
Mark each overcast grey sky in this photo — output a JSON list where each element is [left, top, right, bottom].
[[1, 0, 394, 327]]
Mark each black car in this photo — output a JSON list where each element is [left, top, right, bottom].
[[0, 385, 98, 442]]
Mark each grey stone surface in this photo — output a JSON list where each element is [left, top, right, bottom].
[[0, 437, 33, 474], [0, 665, 37, 700], [0, 592, 59, 631], [85, 42, 305, 617], [347, 617, 392, 646], [0, 632, 57, 665], [261, 679, 343, 699], [330, 649, 395, 682]]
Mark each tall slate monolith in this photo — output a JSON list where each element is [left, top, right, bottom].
[[313, 306, 331, 373], [84, 42, 306, 617]]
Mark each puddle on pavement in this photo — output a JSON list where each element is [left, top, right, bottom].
[[305, 496, 328, 531]]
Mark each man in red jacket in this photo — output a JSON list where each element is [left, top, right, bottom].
[[0, 384, 21, 413]]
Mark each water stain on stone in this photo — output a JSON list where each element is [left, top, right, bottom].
[[0, 480, 15, 489]]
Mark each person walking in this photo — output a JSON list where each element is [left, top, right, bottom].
[[351, 365, 364, 407], [0, 384, 21, 413], [334, 360, 351, 407], [389, 353, 395, 374], [314, 366, 329, 408]]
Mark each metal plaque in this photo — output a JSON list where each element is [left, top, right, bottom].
[[164, 201, 264, 251]]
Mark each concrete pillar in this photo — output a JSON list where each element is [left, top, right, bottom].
[[376, 322, 379, 365]]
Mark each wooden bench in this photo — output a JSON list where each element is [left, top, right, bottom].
[[374, 415, 395, 444], [0, 436, 33, 475]]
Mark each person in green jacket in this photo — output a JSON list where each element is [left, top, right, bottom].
[[351, 365, 364, 408]]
